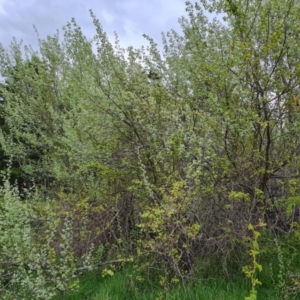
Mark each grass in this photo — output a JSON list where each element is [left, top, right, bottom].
[[55, 267, 281, 300]]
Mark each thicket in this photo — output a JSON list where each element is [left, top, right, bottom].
[[1, 0, 300, 299]]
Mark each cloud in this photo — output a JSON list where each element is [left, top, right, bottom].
[[101, 10, 115, 25], [0, 0, 5, 14], [0, 0, 8, 15], [0, 0, 187, 52]]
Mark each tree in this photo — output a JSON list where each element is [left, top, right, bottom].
[[147, 0, 300, 275], [0, 53, 62, 193]]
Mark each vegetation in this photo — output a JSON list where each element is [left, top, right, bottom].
[[56, 268, 252, 300], [1, 0, 300, 299]]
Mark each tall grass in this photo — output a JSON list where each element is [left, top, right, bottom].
[[56, 268, 281, 300]]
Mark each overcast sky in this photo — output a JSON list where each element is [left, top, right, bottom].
[[0, 0, 187, 52]]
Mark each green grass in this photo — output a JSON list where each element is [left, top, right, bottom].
[[55, 268, 281, 300]]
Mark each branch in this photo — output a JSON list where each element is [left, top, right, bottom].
[[75, 259, 127, 273]]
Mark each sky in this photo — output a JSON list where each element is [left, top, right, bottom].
[[0, 0, 187, 52]]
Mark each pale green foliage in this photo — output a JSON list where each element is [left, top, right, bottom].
[[0, 176, 96, 299], [137, 180, 201, 282], [242, 220, 265, 300]]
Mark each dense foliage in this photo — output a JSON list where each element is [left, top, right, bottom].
[[1, 1, 300, 299]]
